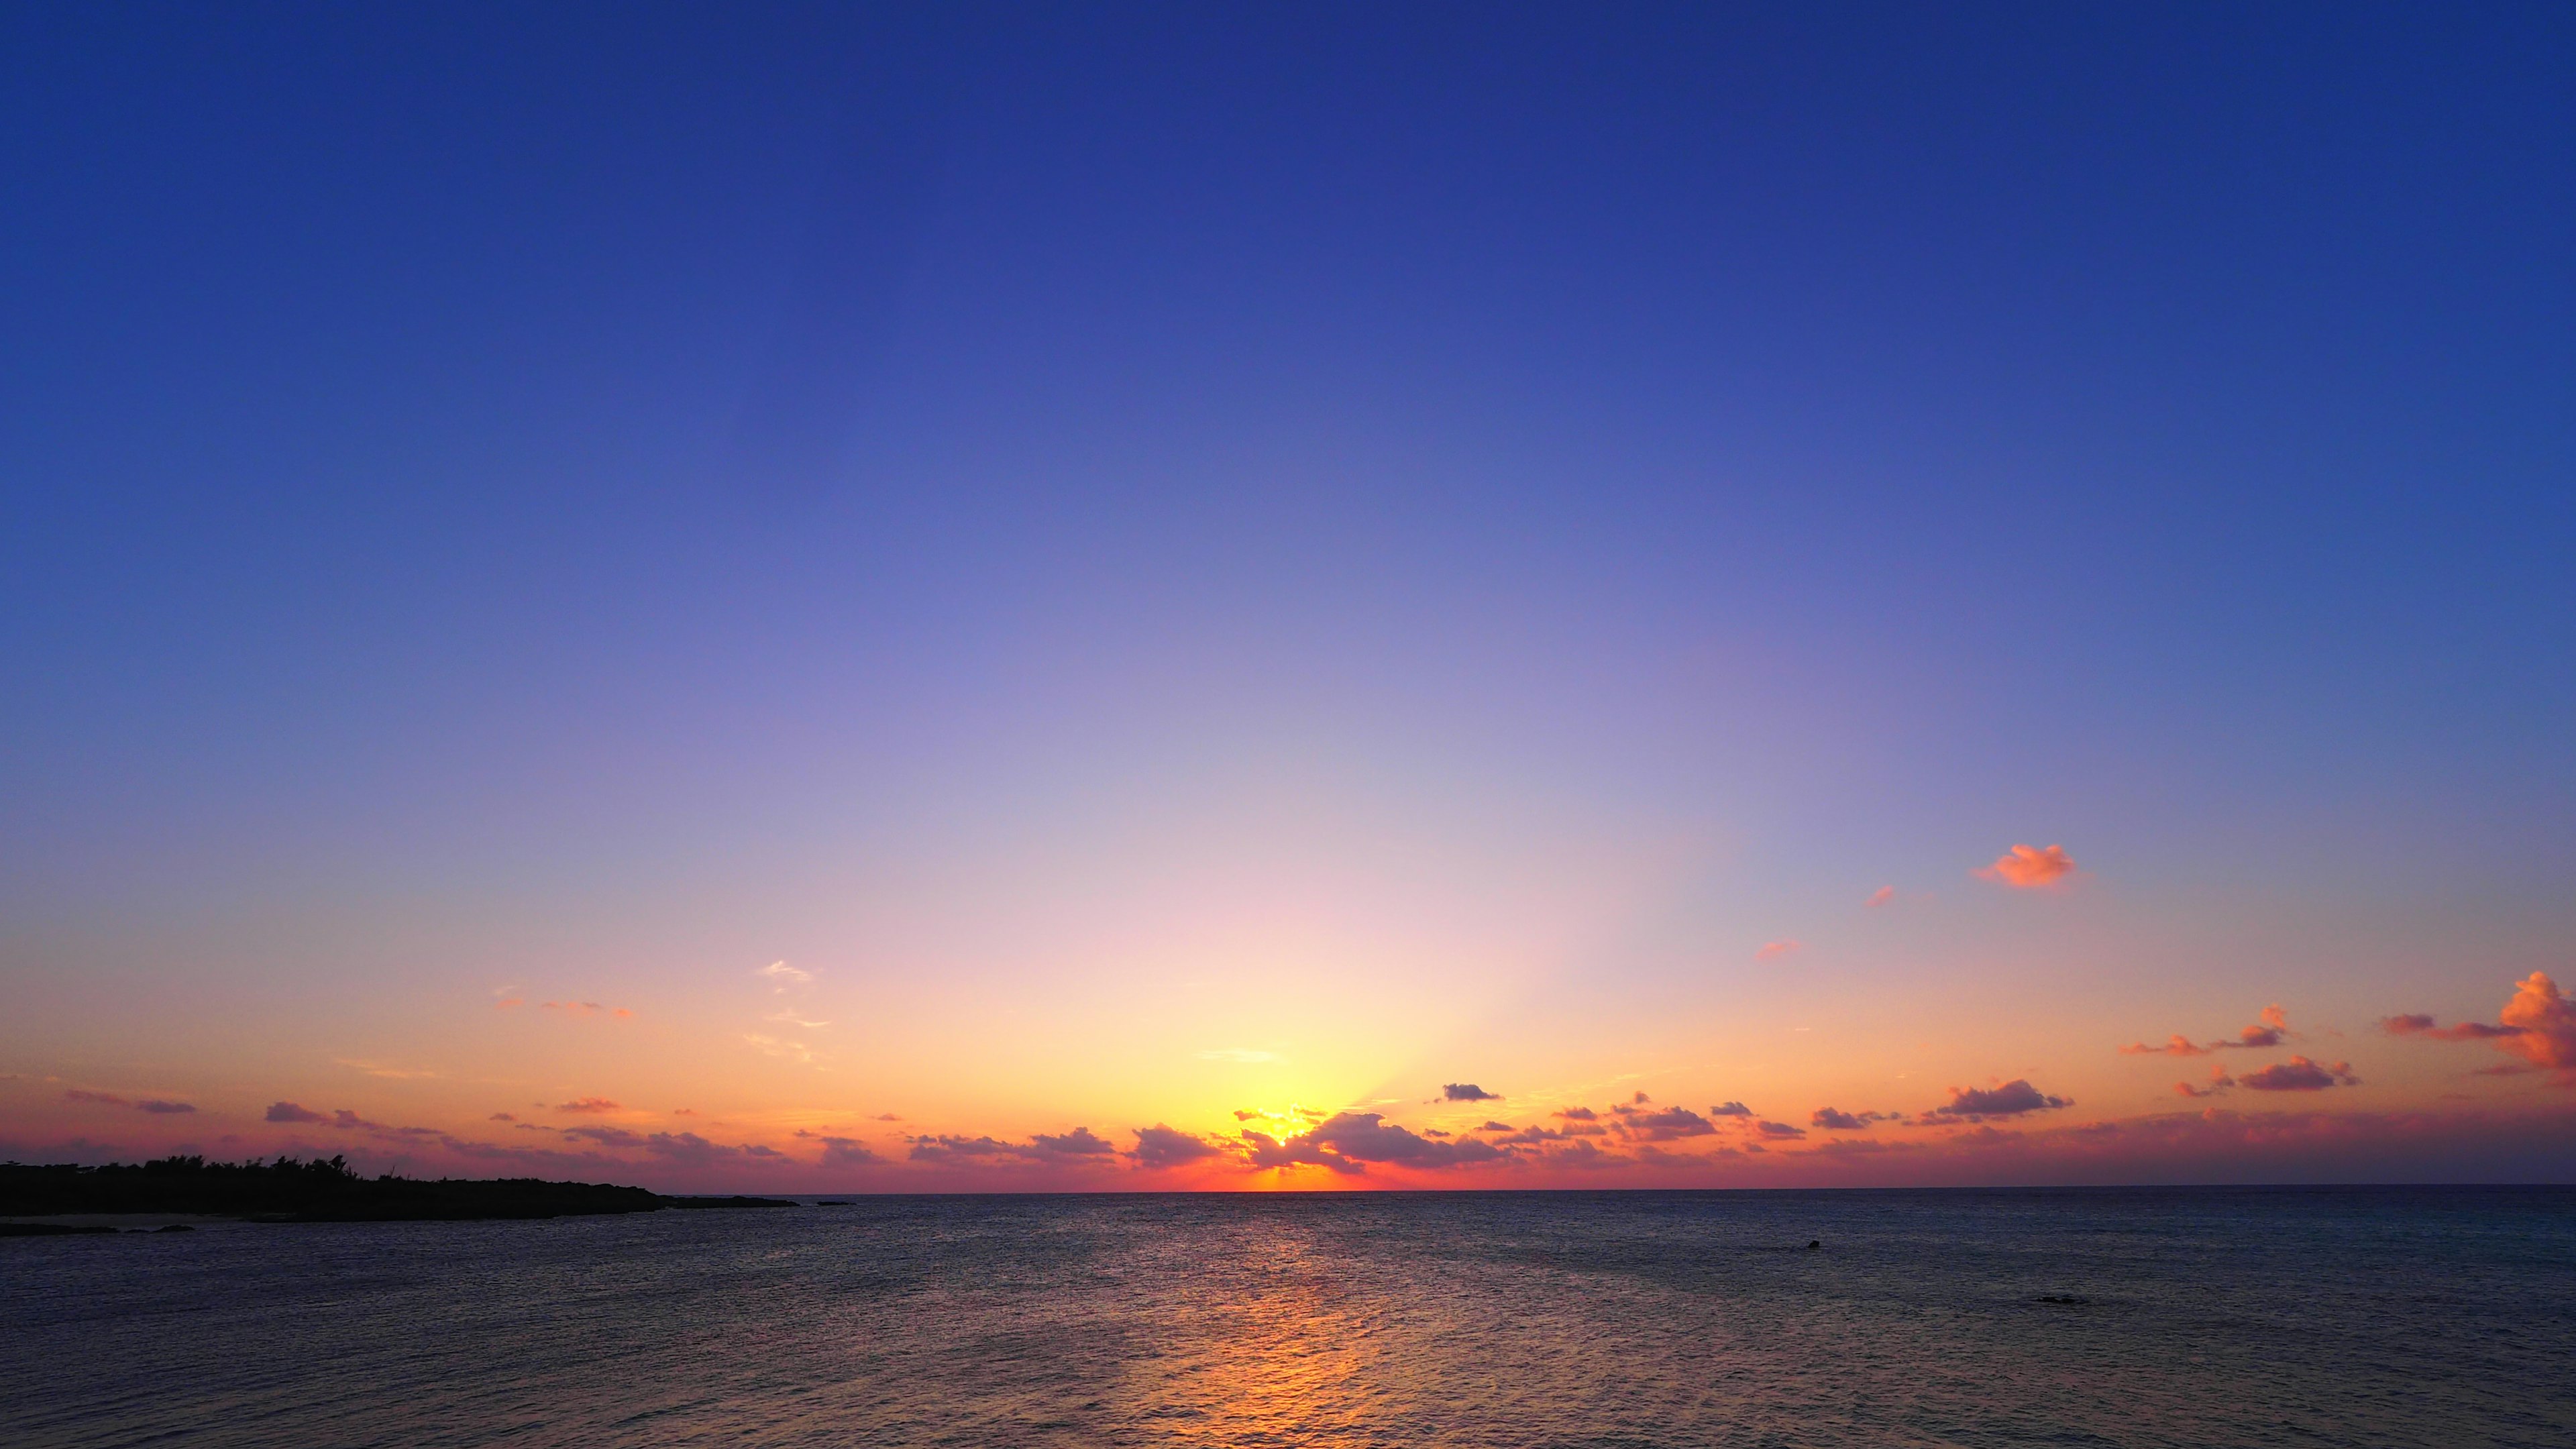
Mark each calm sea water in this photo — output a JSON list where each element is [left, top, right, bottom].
[[4, 1187, 2572, 1448]]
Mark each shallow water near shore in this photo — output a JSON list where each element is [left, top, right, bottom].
[[5, 1187, 2571, 1448]]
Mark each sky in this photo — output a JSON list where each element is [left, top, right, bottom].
[[3, 3, 2573, 1191]]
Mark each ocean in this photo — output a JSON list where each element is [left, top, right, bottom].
[[4, 1187, 2571, 1447]]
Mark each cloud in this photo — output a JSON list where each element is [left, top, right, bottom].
[[555, 1097, 623, 1114], [2123, 1007, 2294, 1057], [135, 1099, 196, 1114], [813, 1135, 882, 1166], [907, 1127, 1117, 1166], [645, 1130, 771, 1165], [1927, 1080, 2072, 1120], [1709, 1101, 1752, 1118], [2379, 975, 2576, 1081], [1621, 1108, 1717, 1141], [767, 1012, 830, 1029], [265, 1102, 327, 1124], [1756, 939, 1803, 961], [1196, 1048, 1279, 1063], [1441, 1083, 1499, 1102], [541, 1001, 632, 1018], [2123, 1035, 2211, 1057], [741, 1034, 822, 1067], [335, 1059, 440, 1079], [1810, 1108, 1891, 1131], [489, 1112, 517, 1122], [561, 1125, 647, 1148], [1028, 1127, 1116, 1159], [1754, 1120, 1807, 1138], [1554, 1106, 1599, 1121], [2238, 1057, 2359, 1092], [758, 961, 812, 985], [1130, 1124, 1224, 1169], [1244, 1112, 1507, 1174], [1977, 843, 2076, 889], [66, 1089, 129, 1106], [1866, 886, 1896, 908]]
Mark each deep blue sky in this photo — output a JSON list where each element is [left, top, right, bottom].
[[3, 5, 2573, 1167]]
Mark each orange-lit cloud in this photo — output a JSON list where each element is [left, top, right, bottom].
[[1865, 885, 1895, 908], [1977, 843, 2076, 888], [757, 961, 812, 988], [2121, 1006, 2294, 1056], [2382, 973, 2576, 1081], [1756, 939, 1803, 961]]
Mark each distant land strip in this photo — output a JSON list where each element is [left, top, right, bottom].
[[0, 1156, 792, 1224]]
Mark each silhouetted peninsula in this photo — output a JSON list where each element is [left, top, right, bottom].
[[0, 1157, 794, 1223]]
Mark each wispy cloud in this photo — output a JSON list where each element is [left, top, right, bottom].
[[554, 1097, 623, 1114], [1755, 939, 1803, 961], [1977, 843, 2076, 889], [1865, 886, 1896, 908], [757, 961, 812, 988], [540, 1001, 633, 1018]]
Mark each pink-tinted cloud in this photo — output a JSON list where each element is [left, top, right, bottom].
[[2381, 974, 2576, 1082], [1756, 939, 1803, 961], [65, 1089, 129, 1106], [555, 1097, 622, 1114], [1977, 843, 2076, 888], [265, 1102, 327, 1124], [2173, 1068, 2233, 1099], [561, 1124, 646, 1148], [1927, 1080, 2071, 1120], [1864, 886, 1895, 908], [1754, 1120, 1807, 1138], [62, 1089, 192, 1113], [1709, 1101, 1752, 1118], [2122, 1034, 2210, 1057]]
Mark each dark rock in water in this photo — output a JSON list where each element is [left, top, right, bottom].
[[2035, 1293, 2092, 1305], [1805, 1240, 1821, 1250], [816, 1200, 853, 1206], [662, 1195, 800, 1210], [1, 1222, 117, 1236]]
